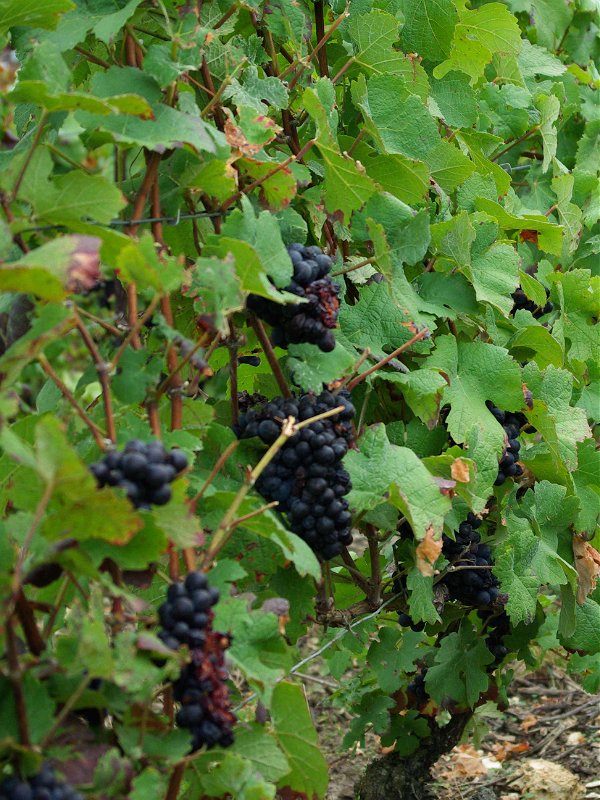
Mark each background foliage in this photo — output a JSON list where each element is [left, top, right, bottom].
[[0, 0, 599, 798]]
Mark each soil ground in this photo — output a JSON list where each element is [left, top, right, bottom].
[[304, 659, 599, 799]]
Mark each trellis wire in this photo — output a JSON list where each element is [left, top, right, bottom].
[[18, 208, 226, 235], [233, 592, 402, 713]]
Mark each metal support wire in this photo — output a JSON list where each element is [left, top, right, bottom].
[[17, 209, 226, 235]]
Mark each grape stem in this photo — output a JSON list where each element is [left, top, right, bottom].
[[74, 309, 117, 443], [248, 314, 292, 397], [6, 619, 30, 745], [202, 405, 345, 565], [38, 354, 107, 449], [189, 439, 240, 509], [110, 294, 161, 370], [339, 548, 370, 593], [345, 329, 430, 391]]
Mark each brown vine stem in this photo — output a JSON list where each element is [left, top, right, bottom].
[[334, 348, 371, 391], [165, 763, 185, 800], [220, 138, 316, 212], [202, 406, 344, 565], [11, 110, 48, 201], [74, 310, 117, 443], [345, 329, 429, 391], [201, 57, 247, 119], [491, 126, 539, 162], [332, 57, 355, 84], [314, 0, 329, 77], [189, 439, 240, 510], [280, 8, 349, 80], [366, 524, 381, 606], [200, 59, 225, 130], [38, 354, 107, 449], [229, 340, 239, 428], [15, 590, 45, 656], [76, 306, 123, 337], [110, 294, 161, 370], [1, 192, 28, 253], [248, 314, 292, 398], [155, 333, 213, 400], [6, 619, 30, 745], [229, 501, 279, 531], [339, 548, 370, 594], [74, 45, 111, 69], [331, 254, 377, 277]]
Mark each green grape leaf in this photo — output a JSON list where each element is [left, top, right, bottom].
[[346, 424, 450, 539], [400, 0, 457, 62], [367, 627, 424, 693], [435, 3, 522, 81], [303, 86, 377, 220], [348, 10, 405, 75], [426, 625, 494, 707], [0, 0, 74, 34]]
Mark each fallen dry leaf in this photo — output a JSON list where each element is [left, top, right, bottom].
[[520, 714, 538, 732], [573, 535, 600, 604], [416, 526, 442, 577], [491, 741, 530, 761]]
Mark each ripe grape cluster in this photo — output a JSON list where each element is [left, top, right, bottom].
[[158, 572, 235, 751], [235, 389, 355, 560], [407, 670, 429, 710], [89, 440, 187, 509], [511, 287, 553, 318], [486, 402, 526, 486], [158, 571, 219, 651], [173, 630, 236, 750], [441, 513, 500, 609], [480, 610, 510, 664], [247, 243, 340, 352], [0, 765, 83, 800]]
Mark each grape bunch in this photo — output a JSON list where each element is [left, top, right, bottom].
[[486, 402, 526, 486], [511, 286, 553, 318], [0, 765, 83, 800], [173, 630, 236, 751], [235, 389, 355, 560], [480, 610, 510, 664], [247, 243, 340, 352], [407, 669, 429, 710], [157, 573, 235, 751], [89, 440, 188, 509], [441, 513, 500, 609], [157, 572, 220, 651]]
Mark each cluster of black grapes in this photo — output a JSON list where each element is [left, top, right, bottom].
[[157, 571, 219, 651], [173, 632, 236, 750], [486, 402, 526, 486], [407, 669, 429, 710], [235, 389, 355, 560], [247, 243, 340, 352], [511, 287, 553, 318], [0, 765, 83, 800], [157, 572, 235, 751], [89, 440, 187, 509], [441, 513, 500, 609], [481, 610, 510, 664]]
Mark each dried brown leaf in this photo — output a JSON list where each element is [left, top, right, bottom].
[[573, 535, 600, 605], [416, 526, 442, 577]]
